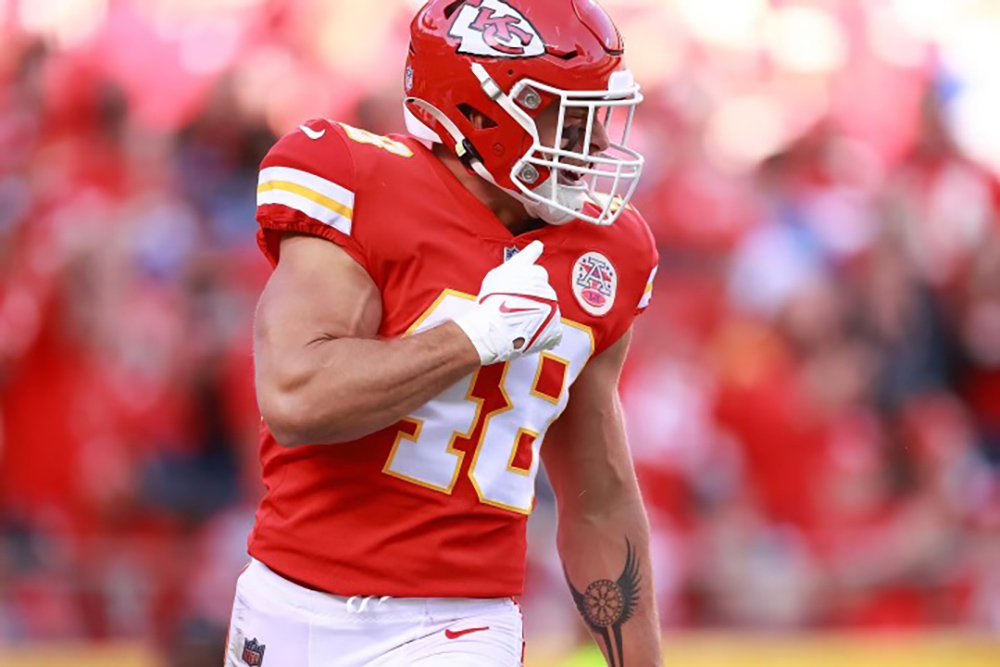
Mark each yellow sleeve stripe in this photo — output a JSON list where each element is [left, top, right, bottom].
[[257, 181, 353, 220], [257, 166, 355, 235]]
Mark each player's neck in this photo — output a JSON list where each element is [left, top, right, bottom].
[[432, 145, 543, 236]]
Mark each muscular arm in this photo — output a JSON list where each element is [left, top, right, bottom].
[[542, 329, 662, 667], [255, 234, 480, 446]]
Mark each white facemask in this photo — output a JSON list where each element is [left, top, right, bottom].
[[490, 66, 644, 227], [404, 64, 644, 227]]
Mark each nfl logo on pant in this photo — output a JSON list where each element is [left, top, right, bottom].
[[242, 637, 266, 666]]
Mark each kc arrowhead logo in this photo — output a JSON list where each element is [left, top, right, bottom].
[[448, 0, 544, 58]]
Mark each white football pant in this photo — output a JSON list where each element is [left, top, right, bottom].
[[224, 559, 524, 667]]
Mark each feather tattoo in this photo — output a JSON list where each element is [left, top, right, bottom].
[[565, 537, 642, 667]]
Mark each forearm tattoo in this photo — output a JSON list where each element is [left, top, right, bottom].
[[565, 537, 642, 667]]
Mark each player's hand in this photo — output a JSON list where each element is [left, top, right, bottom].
[[453, 240, 563, 365]]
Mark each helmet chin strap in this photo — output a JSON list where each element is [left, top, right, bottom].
[[523, 199, 574, 225], [523, 175, 587, 225], [404, 96, 581, 225]]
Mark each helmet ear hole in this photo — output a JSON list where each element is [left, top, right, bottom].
[[443, 0, 465, 19], [457, 103, 499, 130]]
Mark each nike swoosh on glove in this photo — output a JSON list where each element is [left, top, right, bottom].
[[453, 240, 564, 365]]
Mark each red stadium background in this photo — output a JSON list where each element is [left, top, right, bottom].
[[1, 0, 999, 665]]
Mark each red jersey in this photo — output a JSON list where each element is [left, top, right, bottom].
[[249, 118, 658, 598]]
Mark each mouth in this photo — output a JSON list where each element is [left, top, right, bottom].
[[557, 170, 586, 187]]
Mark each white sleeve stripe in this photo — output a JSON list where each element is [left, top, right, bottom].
[[259, 166, 355, 210], [257, 188, 353, 236]]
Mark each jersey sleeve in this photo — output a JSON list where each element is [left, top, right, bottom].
[[255, 119, 369, 272], [626, 206, 659, 318], [592, 207, 659, 355], [636, 264, 658, 315]]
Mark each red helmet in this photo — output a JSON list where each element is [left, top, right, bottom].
[[404, 0, 644, 226]]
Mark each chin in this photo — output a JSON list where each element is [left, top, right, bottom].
[[525, 180, 587, 225]]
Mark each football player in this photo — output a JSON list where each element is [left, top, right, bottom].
[[225, 1, 661, 666]]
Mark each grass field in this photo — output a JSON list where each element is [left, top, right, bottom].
[[4, 633, 999, 667], [528, 632, 1000, 667]]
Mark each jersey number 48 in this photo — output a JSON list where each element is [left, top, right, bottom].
[[383, 290, 594, 514]]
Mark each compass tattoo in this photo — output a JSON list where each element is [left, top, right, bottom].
[[565, 537, 642, 667]]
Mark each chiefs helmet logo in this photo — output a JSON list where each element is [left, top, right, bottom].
[[449, 0, 544, 58]]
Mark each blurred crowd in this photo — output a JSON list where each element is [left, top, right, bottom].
[[617, 93, 1000, 632], [2, 0, 1000, 663]]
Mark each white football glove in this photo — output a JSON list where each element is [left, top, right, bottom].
[[453, 240, 564, 365]]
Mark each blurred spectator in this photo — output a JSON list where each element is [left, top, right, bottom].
[[2, 2, 1000, 663]]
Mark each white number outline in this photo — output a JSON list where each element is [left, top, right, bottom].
[[382, 289, 594, 514], [338, 122, 414, 158]]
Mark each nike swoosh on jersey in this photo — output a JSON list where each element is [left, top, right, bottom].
[[299, 124, 326, 140], [444, 626, 490, 640]]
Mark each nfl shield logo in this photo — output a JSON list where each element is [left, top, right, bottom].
[[242, 638, 266, 666], [572, 252, 617, 316]]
